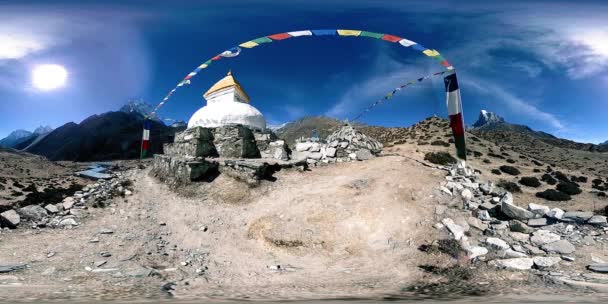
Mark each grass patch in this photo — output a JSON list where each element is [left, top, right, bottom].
[[541, 173, 557, 185], [519, 176, 541, 188], [556, 182, 582, 195], [497, 180, 522, 193], [499, 165, 520, 175], [424, 152, 457, 165], [536, 189, 571, 201]]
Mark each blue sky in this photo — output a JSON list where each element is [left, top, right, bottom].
[[1, 0, 607, 143]]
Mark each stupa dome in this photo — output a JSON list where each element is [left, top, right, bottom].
[[187, 71, 266, 130]]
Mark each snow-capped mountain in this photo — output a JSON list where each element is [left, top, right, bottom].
[[472, 110, 505, 128], [119, 99, 159, 120], [33, 125, 53, 135], [0, 129, 33, 147]]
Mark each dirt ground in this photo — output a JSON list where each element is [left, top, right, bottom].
[[0, 154, 461, 301]]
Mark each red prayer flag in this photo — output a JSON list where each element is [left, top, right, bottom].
[[268, 33, 292, 40], [381, 34, 402, 42]]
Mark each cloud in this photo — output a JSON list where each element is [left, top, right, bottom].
[[463, 77, 563, 130]]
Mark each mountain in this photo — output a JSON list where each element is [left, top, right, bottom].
[[119, 99, 161, 121], [33, 125, 53, 135], [601, 140, 608, 146], [25, 111, 176, 161], [0, 130, 33, 148], [274, 116, 346, 147], [470, 110, 608, 152], [472, 109, 505, 128]]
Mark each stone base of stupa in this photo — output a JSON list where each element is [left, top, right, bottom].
[[152, 125, 297, 185]]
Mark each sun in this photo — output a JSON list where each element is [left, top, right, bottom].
[[32, 64, 68, 91]]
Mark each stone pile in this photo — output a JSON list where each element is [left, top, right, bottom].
[[0, 172, 133, 230], [435, 161, 608, 279], [153, 125, 292, 185], [292, 125, 383, 166]]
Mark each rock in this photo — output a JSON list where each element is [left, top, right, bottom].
[[533, 256, 561, 268], [63, 197, 75, 210], [0, 263, 27, 273], [440, 186, 452, 196], [541, 240, 576, 254], [59, 218, 78, 227], [510, 220, 534, 233], [295, 142, 313, 152], [500, 191, 514, 205], [501, 249, 528, 258], [477, 210, 492, 221], [509, 232, 531, 242], [441, 218, 465, 240], [524, 244, 545, 255], [0, 210, 20, 228], [479, 182, 493, 195], [562, 211, 594, 223], [44, 204, 59, 214], [348, 153, 357, 160], [467, 217, 488, 231], [528, 218, 548, 227], [325, 147, 337, 158], [546, 208, 565, 220], [309, 152, 323, 160], [502, 200, 535, 221], [588, 215, 607, 226], [309, 142, 321, 152], [562, 256, 575, 262], [479, 202, 497, 211], [42, 266, 56, 276], [588, 264, 608, 273], [355, 149, 373, 161], [530, 230, 561, 246], [528, 203, 550, 216], [484, 237, 510, 250], [490, 258, 534, 270], [491, 221, 509, 230], [467, 246, 488, 260], [94, 260, 107, 268], [461, 189, 474, 201], [124, 190, 133, 196], [99, 229, 114, 234], [17, 205, 48, 221]]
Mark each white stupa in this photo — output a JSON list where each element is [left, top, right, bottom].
[[187, 71, 266, 131]]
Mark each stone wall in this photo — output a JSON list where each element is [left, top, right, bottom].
[[291, 125, 383, 166], [212, 125, 260, 158], [152, 154, 219, 184], [164, 127, 217, 158]]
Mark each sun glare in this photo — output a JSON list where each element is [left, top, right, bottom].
[[32, 64, 67, 91]]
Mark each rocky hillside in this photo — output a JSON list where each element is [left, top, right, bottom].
[[274, 116, 346, 147], [25, 111, 176, 161], [470, 110, 608, 153]]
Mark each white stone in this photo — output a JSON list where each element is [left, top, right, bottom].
[[63, 197, 75, 210], [530, 230, 561, 246], [501, 249, 528, 258], [484, 237, 510, 250], [546, 208, 565, 220], [325, 147, 337, 158], [0, 210, 20, 227], [490, 258, 534, 270], [188, 100, 266, 130], [461, 189, 474, 201], [45, 204, 59, 214], [295, 142, 313, 152], [533, 256, 561, 268], [528, 203, 550, 216], [441, 218, 465, 240]]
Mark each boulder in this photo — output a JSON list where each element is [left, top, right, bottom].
[[479, 182, 494, 195], [541, 240, 576, 254], [477, 210, 492, 221], [588, 264, 608, 273], [63, 197, 75, 210], [528, 203, 550, 216], [527, 218, 548, 227], [546, 208, 565, 220], [501, 201, 535, 221], [0, 210, 20, 228], [44, 204, 59, 214], [441, 218, 465, 240], [295, 142, 313, 152], [562, 211, 594, 223], [587, 215, 607, 226], [325, 147, 337, 158], [490, 258, 534, 270], [461, 189, 474, 201], [16, 205, 48, 221], [510, 220, 534, 233], [355, 149, 373, 161], [501, 249, 528, 258], [533, 256, 561, 269], [530, 230, 561, 246], [484, 237, 510, 250]]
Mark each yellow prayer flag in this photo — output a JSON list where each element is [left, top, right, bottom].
[[239, 41, 259, 48], [423, 49, 440, 57], [337, 29, 362, 36]]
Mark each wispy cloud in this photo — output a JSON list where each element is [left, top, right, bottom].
[[463, 77, 563, 130]]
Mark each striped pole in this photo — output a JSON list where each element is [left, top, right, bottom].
[[444, 73, 467, 160], [140, 119, 151, 159]]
